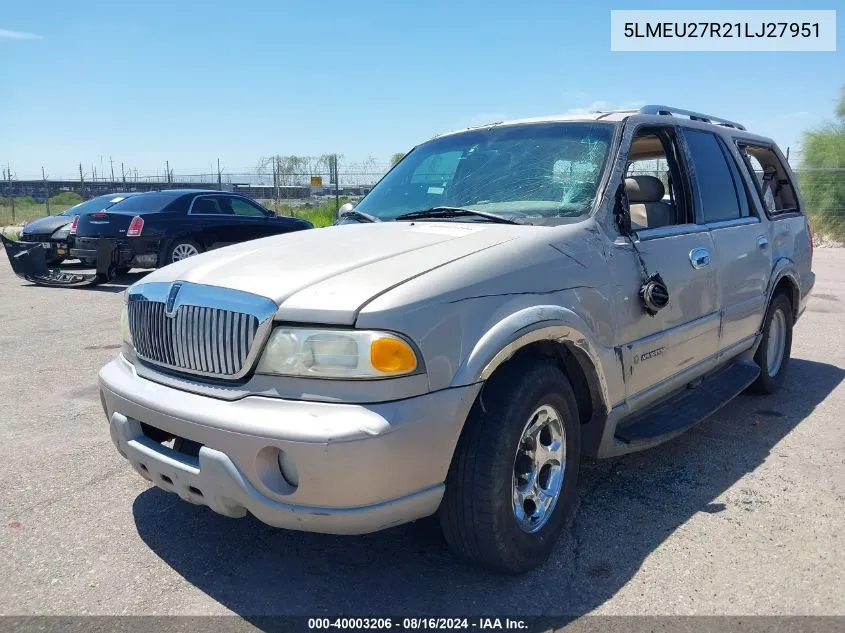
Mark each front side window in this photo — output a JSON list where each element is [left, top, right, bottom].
[[357, 122, 615, 225], [624, 127, 690, 230], [683, 130, 743, 223]]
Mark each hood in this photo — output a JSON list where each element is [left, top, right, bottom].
[[22, 215, 72, 236], [140, 222, 531, 324]]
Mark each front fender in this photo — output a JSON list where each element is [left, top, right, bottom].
[[450, 305, 619, 412]]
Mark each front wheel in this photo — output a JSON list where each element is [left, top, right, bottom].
[[749, 292, 793, 394], [438, 360, 581, 574]]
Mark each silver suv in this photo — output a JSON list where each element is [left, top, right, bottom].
[[100, 105, 815, 573]]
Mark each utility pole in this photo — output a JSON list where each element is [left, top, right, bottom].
[[166, 160, 170, 185], [79, 162, 85, 198], [329, 154, 340, 214], [6, 165, 14, 224], [217, 158, 222, 191], [42, 166, 50, 215], [121, 162, 126, 188], [273, 156, 279, 210], [109, 156, 115, 182]]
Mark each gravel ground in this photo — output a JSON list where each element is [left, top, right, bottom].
[[0, 252, 842, 618]]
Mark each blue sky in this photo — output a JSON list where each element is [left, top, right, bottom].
[[1, 0, 842, 179]]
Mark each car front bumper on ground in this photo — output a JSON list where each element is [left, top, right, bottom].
[[99, 355, 481, 534], [19, 236, 69, 260]]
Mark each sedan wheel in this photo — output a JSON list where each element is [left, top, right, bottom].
[[171, 243, 200, 262]]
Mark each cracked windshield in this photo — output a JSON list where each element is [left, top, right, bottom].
[[356, 122, 613, 225]]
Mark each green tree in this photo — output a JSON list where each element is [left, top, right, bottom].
[[799, 86, 845, 240], [390, 152, 406, 166]]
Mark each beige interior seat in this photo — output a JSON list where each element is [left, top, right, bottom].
[[625, 175, 676, 228]]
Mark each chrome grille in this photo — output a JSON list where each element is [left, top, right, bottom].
[[126, 281, 278, 380]]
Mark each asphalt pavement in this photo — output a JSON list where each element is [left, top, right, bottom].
[[0, 253, 842, 618]]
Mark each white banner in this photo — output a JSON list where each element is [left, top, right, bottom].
[[611, 10, 836, 52]]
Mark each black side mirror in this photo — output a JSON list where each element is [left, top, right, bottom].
[[615, 181, 632, 236], [266, 209, 277, 217]]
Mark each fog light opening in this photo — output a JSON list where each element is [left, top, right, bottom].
[[277, 450, 299, 488]]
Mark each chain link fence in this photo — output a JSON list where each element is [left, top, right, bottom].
[[0, 167, 390, 227], [2, 165, 843, 244]]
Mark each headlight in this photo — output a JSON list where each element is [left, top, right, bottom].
[[256, 328, 419, 379], [51, 224, 71, 240], [120, 303, 133, 346]]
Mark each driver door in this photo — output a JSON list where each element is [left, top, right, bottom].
[[607, 124, 720, 412]]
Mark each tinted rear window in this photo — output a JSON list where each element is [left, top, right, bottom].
[[106, 193, 181, 214], [683, 130, 742, 223], [61, 195, 129, 216]]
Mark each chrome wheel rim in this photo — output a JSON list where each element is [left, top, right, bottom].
[[171, 243, 199, 262], [512, 404, 566, 533], [766, 308, 786, 377]]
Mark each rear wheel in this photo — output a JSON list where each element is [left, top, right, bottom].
[[439, 360, 581, 574], [165, 239, 203, 265], [749, 292, 793, 394]]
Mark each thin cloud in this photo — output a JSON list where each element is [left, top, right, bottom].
[[780, 111, 809, 120], [565, 100, 645, 115], [0, 29, 42, 40]]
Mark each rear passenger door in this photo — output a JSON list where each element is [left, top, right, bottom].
[[680, 129, 772, 356]]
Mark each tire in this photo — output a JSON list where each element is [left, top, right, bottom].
[[47, 257, 65, 266], [438, 360, 581, 574], [164, 238, 203, 265], [749, 291, 793, 394], [115, 266, 131, 277]]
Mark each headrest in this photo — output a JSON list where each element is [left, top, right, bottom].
[[625, 175, 665, 203]]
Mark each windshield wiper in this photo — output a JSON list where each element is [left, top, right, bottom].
[[394, 206, 520, 225], [339, 209, 381, 223]]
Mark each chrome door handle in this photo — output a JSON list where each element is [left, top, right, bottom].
[[757, 236, 769, 249], [690, 247, 711, 269]]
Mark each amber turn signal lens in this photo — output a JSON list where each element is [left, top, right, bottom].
[[370, 338, 417, 373]]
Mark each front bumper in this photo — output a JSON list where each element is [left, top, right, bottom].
[[99, 355, 481, 534], [19, 237, 68, 260]]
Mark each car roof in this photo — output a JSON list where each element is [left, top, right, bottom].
[[433, 107, 776, 146], [127, 188, 224, 198], [142, 189, 242, 198]]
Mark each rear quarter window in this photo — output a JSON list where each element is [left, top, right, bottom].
[[736, 144, 800, 216]]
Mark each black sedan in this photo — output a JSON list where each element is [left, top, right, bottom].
[[20, 193, 139, 264], [69, 189, 312, 272]]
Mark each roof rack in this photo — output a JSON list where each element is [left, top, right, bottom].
[[638, 105, 746, 131]]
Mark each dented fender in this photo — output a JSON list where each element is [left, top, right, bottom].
[[450, 304, 621, 412]]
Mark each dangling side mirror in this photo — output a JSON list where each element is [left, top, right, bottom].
[[338, 202, 356, 216], [615, 181, 632, 236]]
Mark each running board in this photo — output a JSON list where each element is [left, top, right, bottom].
[[1, 234, 119, 287], [615, 360, 760, 449]]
